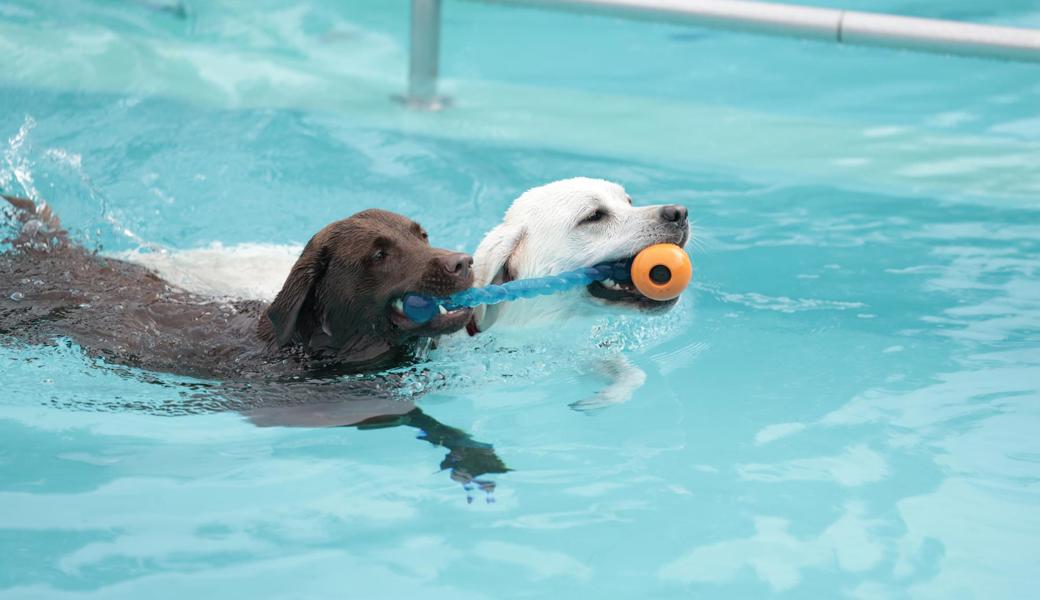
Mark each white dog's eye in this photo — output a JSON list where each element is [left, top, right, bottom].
[[581, 209, 608, 225]]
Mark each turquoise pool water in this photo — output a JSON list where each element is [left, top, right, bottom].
[[2, 1, 1040, 598]]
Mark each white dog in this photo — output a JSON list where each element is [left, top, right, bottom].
[[464, 178, 689, 410], [468, 177, 689, 334], [123, 178, 690, 409]]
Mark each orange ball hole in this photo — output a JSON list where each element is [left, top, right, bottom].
[[630, 244, 692, 301]]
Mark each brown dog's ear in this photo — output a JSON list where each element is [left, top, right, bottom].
[[267, 241, 327, 347]]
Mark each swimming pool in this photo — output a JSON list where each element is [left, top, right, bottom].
[[2, 0, 1040, 597]]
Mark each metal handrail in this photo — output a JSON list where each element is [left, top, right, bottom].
[[407, 0, 1040, 108]]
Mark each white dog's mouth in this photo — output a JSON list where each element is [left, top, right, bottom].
[[586, 226, 688, 311], [585, 254, 679, 311], [586, 278, 678, 311]]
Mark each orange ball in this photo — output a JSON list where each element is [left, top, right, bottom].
[[630, 244, 692, 301]]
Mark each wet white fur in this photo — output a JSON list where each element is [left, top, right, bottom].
[[117, 242, 299, 301]]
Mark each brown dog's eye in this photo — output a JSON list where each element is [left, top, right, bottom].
[[371, 248, 387, 262], [581, 209, 608, 225]]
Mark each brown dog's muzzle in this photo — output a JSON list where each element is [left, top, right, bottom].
[[419, 251, 475, 298]]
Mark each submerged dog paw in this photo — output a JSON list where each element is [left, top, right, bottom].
[[570, 354, 647, 413], [569, 391, 630, 413]]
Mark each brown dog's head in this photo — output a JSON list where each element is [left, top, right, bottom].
[[259, 209, 474, 369]]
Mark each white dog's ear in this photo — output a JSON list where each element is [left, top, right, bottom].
[[471, 223, 525, 331], [473, 223, 525, 286]]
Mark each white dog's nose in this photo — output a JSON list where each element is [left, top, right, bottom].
[[659, 205, 688, 226]]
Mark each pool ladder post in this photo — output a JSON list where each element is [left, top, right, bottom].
[[405, 0, 450, 110]]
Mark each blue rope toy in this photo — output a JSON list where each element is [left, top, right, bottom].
[[401, 243, 694, 324], [401, 260, 633, 324]]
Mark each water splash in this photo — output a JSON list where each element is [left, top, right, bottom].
[[1, 115, 39, 200], [0, 117, 160, 253], [699, 283, 867, 313]]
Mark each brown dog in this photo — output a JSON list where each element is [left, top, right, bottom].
[[1, 196, 474, 379], [1, 196, 506, 495]]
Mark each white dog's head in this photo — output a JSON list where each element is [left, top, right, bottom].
[[471, 178, 690, 331]]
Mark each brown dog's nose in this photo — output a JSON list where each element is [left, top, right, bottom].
[[439, 253, 473, 277], [660, 205, 688, 225]]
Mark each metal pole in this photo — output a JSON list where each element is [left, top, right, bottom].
[[479, 0, 1040, 62], [407, 0, 446, 109]]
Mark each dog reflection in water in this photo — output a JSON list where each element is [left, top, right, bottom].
[[238, 378, 508, 504]]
